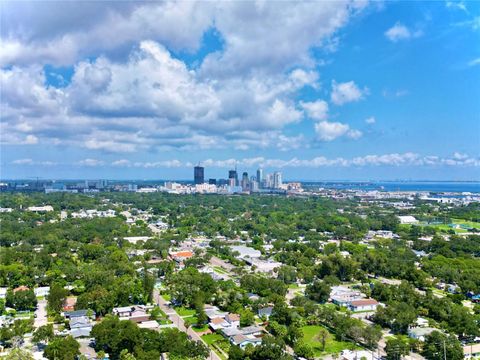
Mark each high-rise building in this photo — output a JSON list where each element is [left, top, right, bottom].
[[241, 172, 249, 190], [228, 170, 238, 186], [273, 171, 282, 189], [208, 178, 217, 185], [194, 166, 204, 184], [256, 168, 263, 188]]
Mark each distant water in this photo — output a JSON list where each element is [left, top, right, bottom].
[[302, 181, 480, 193]]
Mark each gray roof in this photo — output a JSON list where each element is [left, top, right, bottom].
[[70, 316, 91, 328], [240, 325, 263, 335], [70, 327, 92, 338], [64, 309, 95, 318]]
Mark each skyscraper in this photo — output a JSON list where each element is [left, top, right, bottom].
[[194, 166, 204, 184], [273, 171, 282, 189], [228, 170, 238, 186], [241, 172, 249, 190], [256, 168, 263, 188]]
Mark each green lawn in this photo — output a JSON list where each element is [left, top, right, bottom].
[[202, 334, 230, 360], [162, 293, 171, 301], [192, 323, 209, 332], [301, 325, 359, 356], [175, 306, 196, 317]]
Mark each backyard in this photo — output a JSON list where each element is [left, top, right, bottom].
[[301, 325, 360, 357]]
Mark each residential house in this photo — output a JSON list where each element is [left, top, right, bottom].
[[64, 309, 96, 320], [340, 349, 381, 360], [112, 305, 149, 323], [408, 327, 439, 341], [348, 299, 379, 312], [63, 297, 77, 312], [330, 286, 364, 306], [138, 320, 160, 330], [230, 334, 262, 349], [69, 316, 92, 338], [13, 285, 29, 293], [257, 306, 273, 319], [34, 286, 50, 298], [208, 312, 240, 331], [464, 343, 480, 359], [415, 317, 429, 328]]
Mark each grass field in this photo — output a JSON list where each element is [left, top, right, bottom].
[[175, 306, 196, 317], [415, 218, 480, 234], [301, 325, 359, 356]]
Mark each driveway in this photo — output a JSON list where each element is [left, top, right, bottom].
[[34, 299, 47, 328]]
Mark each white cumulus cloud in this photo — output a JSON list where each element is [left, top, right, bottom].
[[331, 80, 368, 105]]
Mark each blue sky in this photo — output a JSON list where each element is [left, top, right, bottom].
[[1, 1, 479, 180]]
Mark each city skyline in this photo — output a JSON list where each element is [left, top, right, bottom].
[[1, 1, 479, 181]]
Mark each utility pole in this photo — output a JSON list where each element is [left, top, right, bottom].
[[443, 339, 447, 360]]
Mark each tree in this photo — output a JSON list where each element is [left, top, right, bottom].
[[385, 337, 410, 360], [314, 327, 329, 351], [285, 325, 303, 347], [47, 283, 69, 314], [91, 315, 143, 359], [239, 308, 255, 327], [44, 336, 80, 360], [6, 289, 37, 311], [5, 348, 34, 360], [362, 325, 382, 350], [294, 341, 314, 359], [119, 350, 137, 360], [422, 331, 463, 360], [228, 345, 244, 360], [305, 280, 331, 303], [33, 324, 54, 344], [250, 336, 292, 360]]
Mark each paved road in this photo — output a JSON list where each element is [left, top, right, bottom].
[[154, 290, 222, 360], [34, 299, 47, 328]]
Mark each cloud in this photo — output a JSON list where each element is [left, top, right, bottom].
[[76, 159, 105, 167], [11, 158, 56, 166], [445, 1, 467, 12], [468, 57, 480, 67], [1, 41, 318, 153], [0, 2, 374, 155], [10, 153, 480, 169], [314, 121, 362, 141], [0, 1, 367, 69], [331, 80, 368, 105], [384, 22, 423, 42], [365, 116, 376, 124], [382, 89, 409, 98], [301, 100, 329, 121]]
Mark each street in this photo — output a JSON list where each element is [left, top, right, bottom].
[[154, 290, 222, 360], [34, 299, 47, 328]]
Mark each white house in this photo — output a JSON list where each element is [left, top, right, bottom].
[[27, 206, 54, 212], [34, 286, 50, 297], [348, 299, 379, 312], [0, 288, 7, 299], [398, 215, 419, 224], [230, 334, 262, 349], [408, 327, 438, 341]]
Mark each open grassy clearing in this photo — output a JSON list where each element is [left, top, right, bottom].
[[301, 325, 360, 356]]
